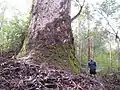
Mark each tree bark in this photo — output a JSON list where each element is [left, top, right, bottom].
[[20, 0, 79, 72]]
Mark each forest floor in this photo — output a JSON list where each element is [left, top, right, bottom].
[[0, 58, 120, 90], [101, 71, 120, 90]]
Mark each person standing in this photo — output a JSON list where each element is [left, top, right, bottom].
[[88, 59, 97, 76]]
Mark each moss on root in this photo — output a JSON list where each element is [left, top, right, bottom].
[[54, 44, 80, 73], [66, 44, 80, 73], [18, 43, 80, 73], [17, 37, 29, 58]]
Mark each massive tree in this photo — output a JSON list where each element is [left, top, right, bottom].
[[20, 0, 79, 72]]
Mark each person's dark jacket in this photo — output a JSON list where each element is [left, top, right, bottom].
[[88, 60, 97, 70]]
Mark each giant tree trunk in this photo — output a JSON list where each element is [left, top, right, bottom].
[[20, 0, 79, 72]]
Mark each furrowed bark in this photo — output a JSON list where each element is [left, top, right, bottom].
[[19, 0, 80, 72]]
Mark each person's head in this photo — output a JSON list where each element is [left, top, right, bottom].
[[90, 59, 93, 62]]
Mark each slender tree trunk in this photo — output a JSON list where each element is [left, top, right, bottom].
[[87, 4, 90, 61], [117, 41, 120, 71], [88, 38, 91, 60], [108, 41, 112, 70], [19, 0, 79, 72], [91, 36, 94, 59]]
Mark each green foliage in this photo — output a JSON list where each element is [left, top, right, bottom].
[[95, 51, 117, 71], [100, 0, 120, 16], [0, 14, 30, 52]]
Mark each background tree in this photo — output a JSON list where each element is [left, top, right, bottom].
[[72, 0, 120, 72]]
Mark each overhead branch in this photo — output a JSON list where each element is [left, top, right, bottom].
[[71, 0, 85, 22], [95, 9, 120, 41], [97, 10, 116, 33], [105, 29, 115, 35]]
